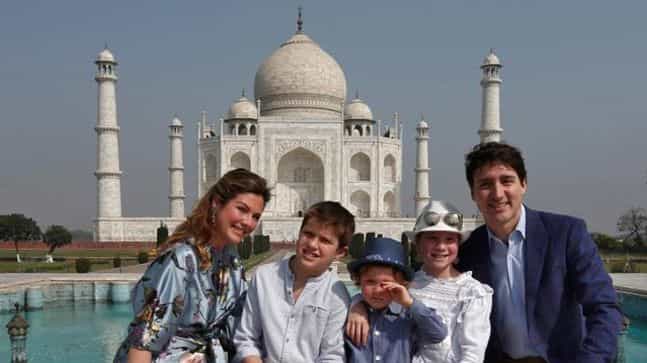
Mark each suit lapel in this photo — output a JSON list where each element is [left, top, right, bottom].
[[469, 226, 494, 288], [524, 207, 548, 321]]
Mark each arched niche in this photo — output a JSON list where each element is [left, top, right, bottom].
[[383, 191, 396, 217], [350, 152, 370, 181], [350, 190, 370, 218], [383, 154, 396, 183], [230, 151, 251, 170]]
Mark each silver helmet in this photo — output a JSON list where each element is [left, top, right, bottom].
[[411, 200, 467, 241]]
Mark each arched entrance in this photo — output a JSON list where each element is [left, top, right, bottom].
[[276, 148, 324, 216]]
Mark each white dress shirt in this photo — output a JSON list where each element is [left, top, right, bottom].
[[233, 256, 350, 363]]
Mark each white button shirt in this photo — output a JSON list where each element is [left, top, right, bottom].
[[233, 256, 350, 363]]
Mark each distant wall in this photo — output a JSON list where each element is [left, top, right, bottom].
[[0, 241, 155, 250]]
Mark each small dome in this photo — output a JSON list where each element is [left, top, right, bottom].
[[226, 96, 258, 120], [170, 116, 183, 126], [97, 48, 116, 63], [482, 49, 501, 66], [417, 119, 429, 129], [344, 97, 373, 121], [254, 31, 347, 117]]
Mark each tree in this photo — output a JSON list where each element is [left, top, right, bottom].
[[617, 207, 647, 249], [590, 232, 617, 251], [0, 213, 42, 259], [43, 225, 73, 257]]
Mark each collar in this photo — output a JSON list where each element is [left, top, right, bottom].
[[487, 204, 526, 245], [365, 300, 404, 316], [283, 255, 330, 284]]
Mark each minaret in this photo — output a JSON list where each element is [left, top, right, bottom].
[[169, 115, 185, 218], [479, 49, 504, 143], [94, 47, 122, 219], [414, 115, 431, 217]]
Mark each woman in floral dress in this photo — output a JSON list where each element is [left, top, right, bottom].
[[114, 168, 271, 363]]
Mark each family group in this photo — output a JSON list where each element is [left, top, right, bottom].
[[113, 142, 622, 363]]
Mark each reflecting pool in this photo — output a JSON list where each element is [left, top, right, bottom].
[[1, 292, 646, 362]]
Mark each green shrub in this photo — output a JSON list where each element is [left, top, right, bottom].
[[156, 223, 169, 247], [113, 256, 122, 268], [349, 233, 365, 259], [253, 235, 264, 255], [264, 235, 271, 252], [401, 232, 410, 267], [137, 251, 149, 264], [366, 232, 376, 245], [75, 258, 92, 273], [238, 236, 253, 260]]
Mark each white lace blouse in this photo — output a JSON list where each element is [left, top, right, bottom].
[[409, 270, 493, 363]]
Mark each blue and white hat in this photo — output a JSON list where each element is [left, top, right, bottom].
[[347, 237, 413, 281]]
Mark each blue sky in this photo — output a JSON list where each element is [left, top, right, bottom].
[[1, 1, 646, 235]]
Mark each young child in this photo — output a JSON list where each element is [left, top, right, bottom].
[[345, 237, 447, 363], [409, 201, 492, 363], [233, 201, 355, 363]]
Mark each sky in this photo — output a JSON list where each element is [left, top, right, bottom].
[[1, 1, 646, 235]]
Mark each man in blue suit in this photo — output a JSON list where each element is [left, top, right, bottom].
[[458, 142, 622, 363]]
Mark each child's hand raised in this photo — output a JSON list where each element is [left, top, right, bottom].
[[381, 281, 413, 308]]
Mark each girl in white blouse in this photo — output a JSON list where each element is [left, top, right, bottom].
[[409, 200, 492, 363]]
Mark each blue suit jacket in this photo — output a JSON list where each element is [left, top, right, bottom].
[[458, 207, 622, 363]]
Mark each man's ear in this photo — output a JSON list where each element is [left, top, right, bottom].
[[521, 178, 528, 194], [336, 246, 348, 259]]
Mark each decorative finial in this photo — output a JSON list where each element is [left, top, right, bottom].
[[420, 113, 425, 121], [297, 6, 303, 33], [241, 88, 246, 98], [355, 89, 360, 99], [489, 48, 496, 55], [104, 41, 109, 50]]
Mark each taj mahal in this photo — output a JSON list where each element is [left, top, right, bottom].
[[93, 12, 503, 242]]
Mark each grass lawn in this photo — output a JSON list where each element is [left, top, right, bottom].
[[0, 259, 142, 273], [243, 251, 273, 270], [0, 249, 275, 273]]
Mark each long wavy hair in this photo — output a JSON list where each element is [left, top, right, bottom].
[[165, 168, 271, 269]]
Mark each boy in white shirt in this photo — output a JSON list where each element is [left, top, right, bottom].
[[233, 201, 355, 363]]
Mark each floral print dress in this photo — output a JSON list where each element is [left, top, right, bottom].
[[113, 241, 247, 363]]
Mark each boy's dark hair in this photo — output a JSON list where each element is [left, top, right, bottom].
[[300, 201, 355, 249], [465, 142, 527, 190]]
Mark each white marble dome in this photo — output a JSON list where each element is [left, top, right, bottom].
[[97, 48, 116, 63], [226, 95, 258, 120], [344, 97, 373, 121], [170, 116, 183, 126], [254, 32, 347, 117], [482, 50, 501, 66]]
